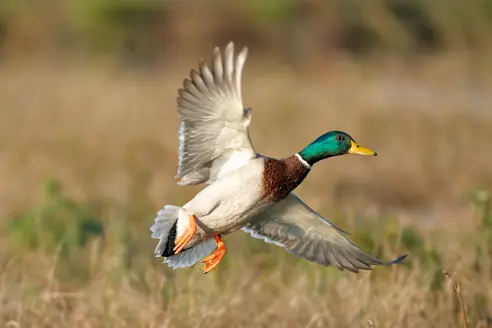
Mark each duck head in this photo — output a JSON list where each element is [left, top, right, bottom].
[[298, 131, 377, 166]]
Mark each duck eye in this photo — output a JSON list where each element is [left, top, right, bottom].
[[336, 135, 344, 141]]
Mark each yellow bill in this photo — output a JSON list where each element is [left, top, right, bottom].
[[348, 140, 377, 156]]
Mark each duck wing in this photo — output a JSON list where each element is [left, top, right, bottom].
[[176, 42, 256, 186], [242, 193, 407, 272]]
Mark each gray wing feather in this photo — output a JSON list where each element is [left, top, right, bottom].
[[242, 193, 407, 273], [176, 42, 256, 186]]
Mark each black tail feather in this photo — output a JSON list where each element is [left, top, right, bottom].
[[161, 221, 178, 257]]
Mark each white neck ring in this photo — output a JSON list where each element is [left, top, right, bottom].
[[295, 153, 311, 169]]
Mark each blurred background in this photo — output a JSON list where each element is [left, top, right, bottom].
[[1, 0, 492, 327]]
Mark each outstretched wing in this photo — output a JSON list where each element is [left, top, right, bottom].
[[243, 193, 407, 272], [176, 42, 256, 186]]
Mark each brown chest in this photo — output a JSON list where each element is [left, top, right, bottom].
[[261, 156, 310, 203]]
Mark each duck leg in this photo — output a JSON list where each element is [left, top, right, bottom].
[[202, 235, 227, 274], [173, 214, 197, 254]]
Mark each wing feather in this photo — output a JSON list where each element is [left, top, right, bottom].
[[243, 193, 407, 272], [175, 42, 256, 186]]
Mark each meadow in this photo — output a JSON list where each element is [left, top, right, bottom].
[[1, 50, 492, 327], [2, 1, 492, 326]]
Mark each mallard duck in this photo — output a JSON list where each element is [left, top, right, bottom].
[[150, 42, 407, 274]]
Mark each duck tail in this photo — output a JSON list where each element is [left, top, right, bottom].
[[150, 205, 181, 257], [150, 205, 217, 269]]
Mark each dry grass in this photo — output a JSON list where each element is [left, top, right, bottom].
[[1, 52, 492, 327]]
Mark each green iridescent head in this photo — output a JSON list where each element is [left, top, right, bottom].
[[298, 131, 377, 166]]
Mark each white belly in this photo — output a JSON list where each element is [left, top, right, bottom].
[[182, 158, 269, 243]]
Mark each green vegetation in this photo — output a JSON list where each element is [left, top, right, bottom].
[[9, 178, 103, 254], [2, 0, 492, 61]]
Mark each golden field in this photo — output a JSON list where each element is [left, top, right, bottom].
[[2, 1, 492, 326], [0, 53, 491, 327]]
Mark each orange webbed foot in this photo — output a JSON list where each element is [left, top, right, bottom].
[[173, 214, 197, 255], [202, 235, 226, 274]]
